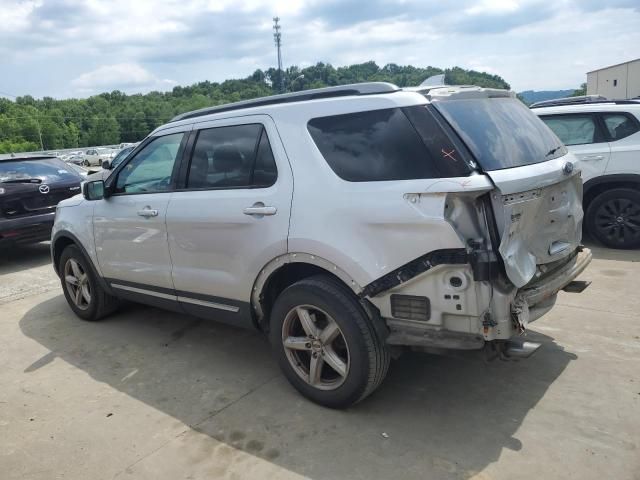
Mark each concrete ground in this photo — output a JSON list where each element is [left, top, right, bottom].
[[1, 242, 639, 480]]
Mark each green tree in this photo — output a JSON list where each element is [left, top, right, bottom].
[[571, 83, 587, 97], [0, 61, 512, 153], [63, 122, 80, 148]]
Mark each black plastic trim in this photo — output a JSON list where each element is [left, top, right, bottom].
[[103, 277, 254, 329], [360, 249, 469, 298]]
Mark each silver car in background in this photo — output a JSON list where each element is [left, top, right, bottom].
[[51, 83, 591, 408]]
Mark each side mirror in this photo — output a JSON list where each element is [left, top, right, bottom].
[[82, 180, 105, 201], [102, 159, 112, 170]]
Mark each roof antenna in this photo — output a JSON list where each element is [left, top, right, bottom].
[[419, 74, 446, 87]]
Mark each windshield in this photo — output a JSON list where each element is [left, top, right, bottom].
[[0, 158, 83, 183], [432, 97, 567, 171]]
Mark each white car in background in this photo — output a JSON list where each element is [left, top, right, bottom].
[[532, 99, 640, 249], [81, 148, 114, 167]]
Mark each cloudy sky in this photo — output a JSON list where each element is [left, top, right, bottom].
[[1, 0, 638, 99]]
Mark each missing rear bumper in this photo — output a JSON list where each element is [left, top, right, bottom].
[[517, 248, 592, 307]]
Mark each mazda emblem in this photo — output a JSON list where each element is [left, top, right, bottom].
[[562, 162, 574, 175], [39, 184, 50, 194]]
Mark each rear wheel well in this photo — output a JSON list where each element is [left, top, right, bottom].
[[584, 181, 640, 211], [258, 263, 351, 331], [52, 236, 75, 275]]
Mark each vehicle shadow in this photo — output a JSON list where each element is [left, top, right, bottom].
[[20, 295, 576, 480], [0, 241, 52, 275]]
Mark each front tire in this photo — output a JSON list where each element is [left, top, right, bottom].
[[586, 188, 640, 249], [270, 275, 390, 408], [59, 245, 119, 321]]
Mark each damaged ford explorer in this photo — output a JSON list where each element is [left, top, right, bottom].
[[51, 82, 592, 408]]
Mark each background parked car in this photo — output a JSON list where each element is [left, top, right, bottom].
[[65, 155, 86, 166], [81, 148, 113, 167], [88, 145, 135, 181], [67, 163, 90, 178], [0, 155, 83, 246], [532, 98, 640, 249]]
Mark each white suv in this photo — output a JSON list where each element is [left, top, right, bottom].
[[532, 99, 640, 249], [52, 83, 591, 408]]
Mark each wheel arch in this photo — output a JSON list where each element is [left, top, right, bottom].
[[583, 174, 640, 210], [51, 231, 113, 294], [251, 253, 364, 330], [52, 232, 78, 277]]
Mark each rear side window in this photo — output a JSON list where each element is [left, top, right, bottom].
[[540, 114, 599, 146], [602, 113, 639, 141], [307, 108, 470, 182], [187, 124, 277, 189]]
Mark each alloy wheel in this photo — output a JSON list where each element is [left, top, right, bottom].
[[594, 197, 640, 246], [281, 305, 350, 391], [64, 258, 91, 310]]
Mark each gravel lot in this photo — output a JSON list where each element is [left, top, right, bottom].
[[1, 242, 639, 480]]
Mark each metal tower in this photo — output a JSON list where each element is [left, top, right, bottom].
[[273, 17, 284, 93]]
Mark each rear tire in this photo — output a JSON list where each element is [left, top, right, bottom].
[[585, 188, 640, 249], [269, 275, 390, 408], [59, 245, 119, 321]]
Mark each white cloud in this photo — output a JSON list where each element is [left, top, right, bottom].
[[0, 0, 41, 32], [71, 63, 175, 92], [0, 0, 639, 97], [465, 0, 521, 15]]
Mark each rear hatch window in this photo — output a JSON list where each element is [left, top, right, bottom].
[[0, 158, 82, 184], [432, 97, 567, 171]]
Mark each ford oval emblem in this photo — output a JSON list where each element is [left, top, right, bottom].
[[562, 162, 574, 175], [39, 184, 50, 194]]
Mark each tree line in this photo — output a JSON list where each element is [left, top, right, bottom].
[[0, 62, 510, 153]]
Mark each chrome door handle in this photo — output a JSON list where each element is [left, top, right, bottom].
[[581, 155, 604, 161], [243, 204, 277, 216], [137, 208, 158, 217]]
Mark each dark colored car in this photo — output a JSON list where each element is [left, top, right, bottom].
[[0, 155, 83, 246]]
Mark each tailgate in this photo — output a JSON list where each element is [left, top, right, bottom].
[[486, 156, 584, 287]]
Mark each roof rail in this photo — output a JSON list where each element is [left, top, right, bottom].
[[529, 95, 607, 108], [529, 95, 640, 108], [170, 82, 401, 122]]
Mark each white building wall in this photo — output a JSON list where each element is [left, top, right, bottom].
[[586, 59, 640, 99], [628, 60, 640, 98]]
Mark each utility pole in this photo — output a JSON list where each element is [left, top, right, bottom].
[[273, 17, 284, 93], [35, 117, 44, 151]]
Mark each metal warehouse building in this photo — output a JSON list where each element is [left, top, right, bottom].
[[587, 58, 640, 99]]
